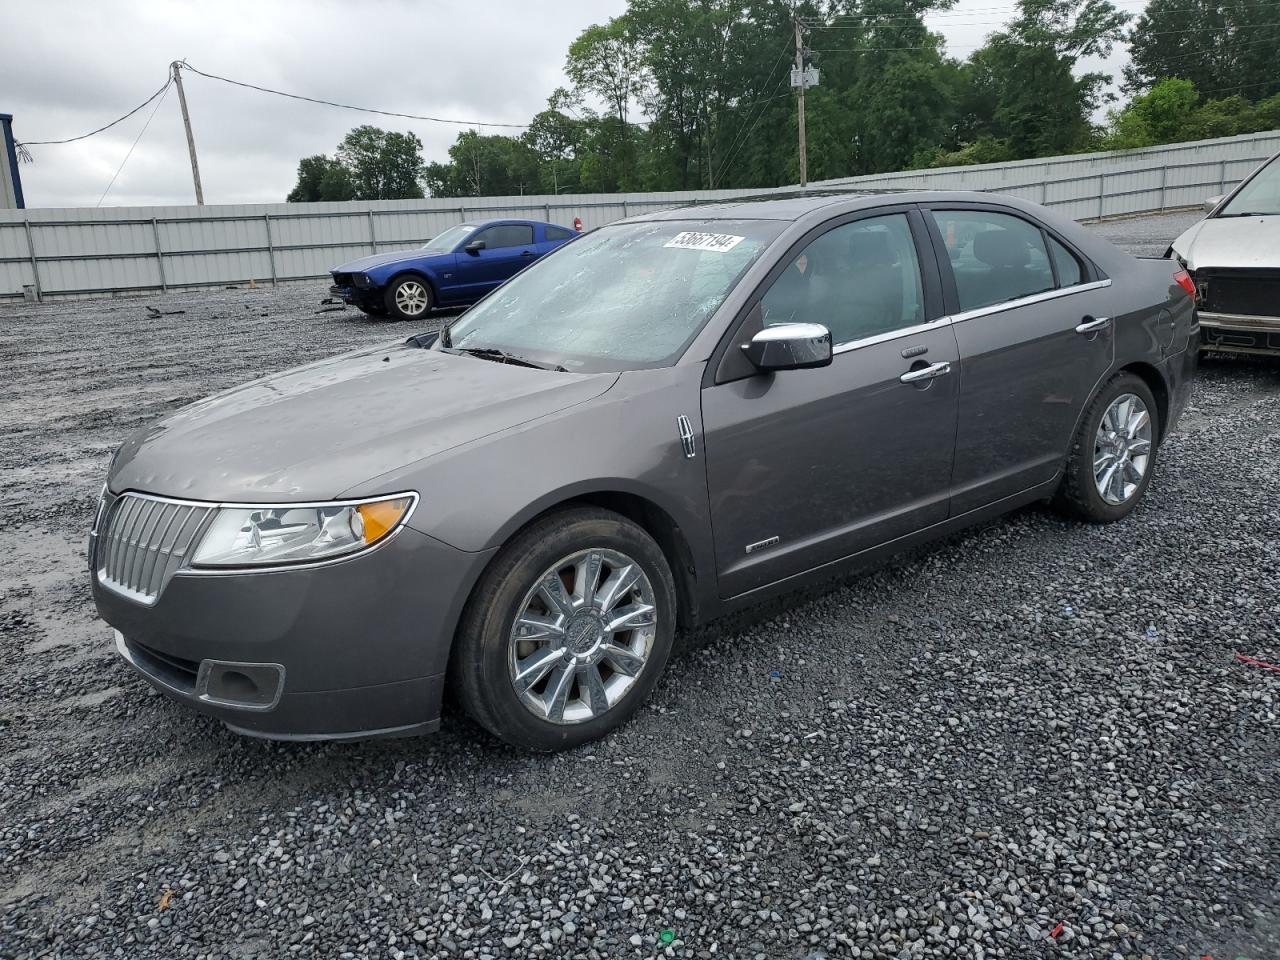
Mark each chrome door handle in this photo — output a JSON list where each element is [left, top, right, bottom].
[[899, 361, 952, 384], [1075, 316, 1111, 334]]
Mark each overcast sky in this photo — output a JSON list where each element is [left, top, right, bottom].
[[1, 0, 1135, 210]]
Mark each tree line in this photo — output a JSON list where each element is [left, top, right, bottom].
[[287, 0, 1280, 202]]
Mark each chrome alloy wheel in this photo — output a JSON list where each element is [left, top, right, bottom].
[[508, 549, 658, 725], [1094, 392, 1153, 505], [393, 280, 430, 316]]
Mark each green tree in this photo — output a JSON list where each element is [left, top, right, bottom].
[[566, 20, 644, 127], [423, 131, 542, 198], [1102, 79, 1280, 150], [817, 0, 959, 177], [1125, 0, 1280, 102], [287, 126, 425, 202], [958, 0, 1129, 159], [285, 154, 354, 202], [336, 125, 425, 200]]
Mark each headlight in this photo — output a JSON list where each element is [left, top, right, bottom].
[[353, 273, 373, 287], [190, 494, 415, 568]]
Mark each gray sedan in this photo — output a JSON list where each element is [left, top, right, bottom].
[[91, 192, 1198, 751]]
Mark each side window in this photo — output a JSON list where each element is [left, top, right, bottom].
[[931, 210, 1055, 311], [759, 214, 925, 345], [477, 224, 534, 249], [1047, 235, 1083, 287], [545, 225, 575, 241]]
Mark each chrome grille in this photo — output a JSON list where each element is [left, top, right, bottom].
[[97, 494, 214, 604]]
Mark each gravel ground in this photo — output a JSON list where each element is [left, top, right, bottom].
[[1, 211, 1276, 960]]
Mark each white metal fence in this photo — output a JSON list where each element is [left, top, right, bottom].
[[2, 130, 1276, 301]]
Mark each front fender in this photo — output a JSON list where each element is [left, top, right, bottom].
[[342, 364, 718, 608]]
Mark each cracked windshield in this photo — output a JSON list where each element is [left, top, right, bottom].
[[444, 219, 781, 371]]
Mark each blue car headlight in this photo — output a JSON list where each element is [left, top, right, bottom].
[[353, 273, 374, 288]]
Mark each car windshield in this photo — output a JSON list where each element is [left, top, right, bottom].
[[1219, 155, 1280, 216], [441, 219, 782, 372], [421, 223, 477, 254]]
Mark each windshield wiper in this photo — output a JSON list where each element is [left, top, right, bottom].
[[1217, 211, 1275, 217], [452, 346, 567, 372]]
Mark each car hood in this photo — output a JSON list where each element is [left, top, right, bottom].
[[109, 343, 617, 502], [1171, 216, 1280, 271], [333, 250, 448, 273]]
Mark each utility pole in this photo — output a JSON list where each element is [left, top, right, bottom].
[[793, 18, 808, 188], [170, 61, 204, 205]]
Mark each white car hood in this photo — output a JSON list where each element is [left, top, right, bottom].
[[1171, 216, 1280, 271]]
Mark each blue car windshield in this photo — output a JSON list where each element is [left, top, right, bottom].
[[442, 219, 782, 373], [421, 223, 477, 254]]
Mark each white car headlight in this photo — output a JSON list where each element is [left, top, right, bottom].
[[190, 494, 416, 568]]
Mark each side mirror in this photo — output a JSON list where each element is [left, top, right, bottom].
[[1203, 195, 1224, 213], [464, 240, 486, 254], [741, 322, 832, 372]]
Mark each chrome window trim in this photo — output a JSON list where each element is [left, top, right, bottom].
[[827, 278, 1112, 356], [948, 279, 1113, 325], [97, 489, 419, 585], [831, 314, 953, 355]]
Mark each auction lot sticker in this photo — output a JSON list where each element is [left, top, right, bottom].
[[664, 231, 745, 252]]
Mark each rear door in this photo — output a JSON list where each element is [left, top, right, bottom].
[[923, 205, 1114, 514], [701, 208, 961, 598], [454, 223, 538, 298]]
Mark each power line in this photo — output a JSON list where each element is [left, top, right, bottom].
[[17, 77, 172, 147], [1194, 76, 1280, 96], [98, 79, 173, 206], [178, 61, 530, 129]]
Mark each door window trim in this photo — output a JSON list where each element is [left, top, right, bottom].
[[832, 313, 954, 354], [947, 277, 1113, 325]]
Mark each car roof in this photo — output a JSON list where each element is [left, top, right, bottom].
[[628, 189, 1021, 223], [468, 217, 564, 228]]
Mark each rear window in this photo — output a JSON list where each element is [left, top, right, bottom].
[[546, 225, 575, 240]]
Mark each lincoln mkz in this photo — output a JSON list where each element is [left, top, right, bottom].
[[92, 193, 1198, 751]]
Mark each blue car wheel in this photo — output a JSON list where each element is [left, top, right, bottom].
[[385, 276, 434, 321]]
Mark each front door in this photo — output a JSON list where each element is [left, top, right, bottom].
[[923, 207, 1115, 514], [454, 223, 537, 299], [701, 210, 961, 598]]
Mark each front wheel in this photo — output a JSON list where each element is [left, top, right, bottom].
[[384, 276, 433, 321], [452, 507, 676, 752], [1054, 372, 1160, 522]]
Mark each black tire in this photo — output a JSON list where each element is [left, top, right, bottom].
[[383, 275, 434, 321], [1053, 372, 1161, 523], [452, 507, 677, 752]]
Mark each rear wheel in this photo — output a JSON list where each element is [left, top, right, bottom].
[[384, 276, 433, 321], [1054, 372, 1160, 522], [452, 507, 676, 752]]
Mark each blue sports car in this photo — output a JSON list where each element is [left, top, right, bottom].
[[329, 218, 578, 320]]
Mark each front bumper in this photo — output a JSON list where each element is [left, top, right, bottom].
[[1199, 311, 1280, 356], [93, 514, 494, 740], [329, 282, 382, 309]]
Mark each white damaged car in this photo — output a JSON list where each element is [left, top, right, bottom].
[[1169, 150, 1280, 357]]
